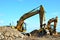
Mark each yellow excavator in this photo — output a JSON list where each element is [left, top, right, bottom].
[[46, 16, 58, 35], [14, 5, 58, 36], [15, 5, 45, 32]]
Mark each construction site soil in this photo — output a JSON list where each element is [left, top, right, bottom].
[[0, 27, 60, 40]]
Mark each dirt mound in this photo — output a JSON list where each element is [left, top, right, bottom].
[[0, 27, 24, 40], [30, 29, 47, 37], [0, 27, 60, 40]]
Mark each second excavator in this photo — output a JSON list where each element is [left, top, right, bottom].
[[46, 16, 58, 35]]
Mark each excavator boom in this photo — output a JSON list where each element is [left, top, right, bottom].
[[20, 10, 39, 20]]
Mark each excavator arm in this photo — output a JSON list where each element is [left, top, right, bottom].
[[16, 10, 39, 32]]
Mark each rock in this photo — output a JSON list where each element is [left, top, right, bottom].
[[5, 32, 11, 37], [4, 36, 8, 39], [14, 34, 19, 37], [0, 35, 4, 39], [15, 38, 23, 40], [30, 29, 47, 37], [0, 33, 1, 35], [7, 37, 13, 40], [0, 37, 1, 39], [11, 36, 15, 39], [18, 33, 24, 38]]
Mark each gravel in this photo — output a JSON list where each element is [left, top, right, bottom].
[[0, 27, 24, 40]]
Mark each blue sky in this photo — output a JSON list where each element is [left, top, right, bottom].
[[0, 0, 60, 32]]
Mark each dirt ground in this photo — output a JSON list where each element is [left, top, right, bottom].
[[0, 27, 60, 40]]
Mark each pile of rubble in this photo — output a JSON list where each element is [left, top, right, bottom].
[[0, 27, 24, 40], [0, 27, 60, 40], [30, 29, 47, 37]]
